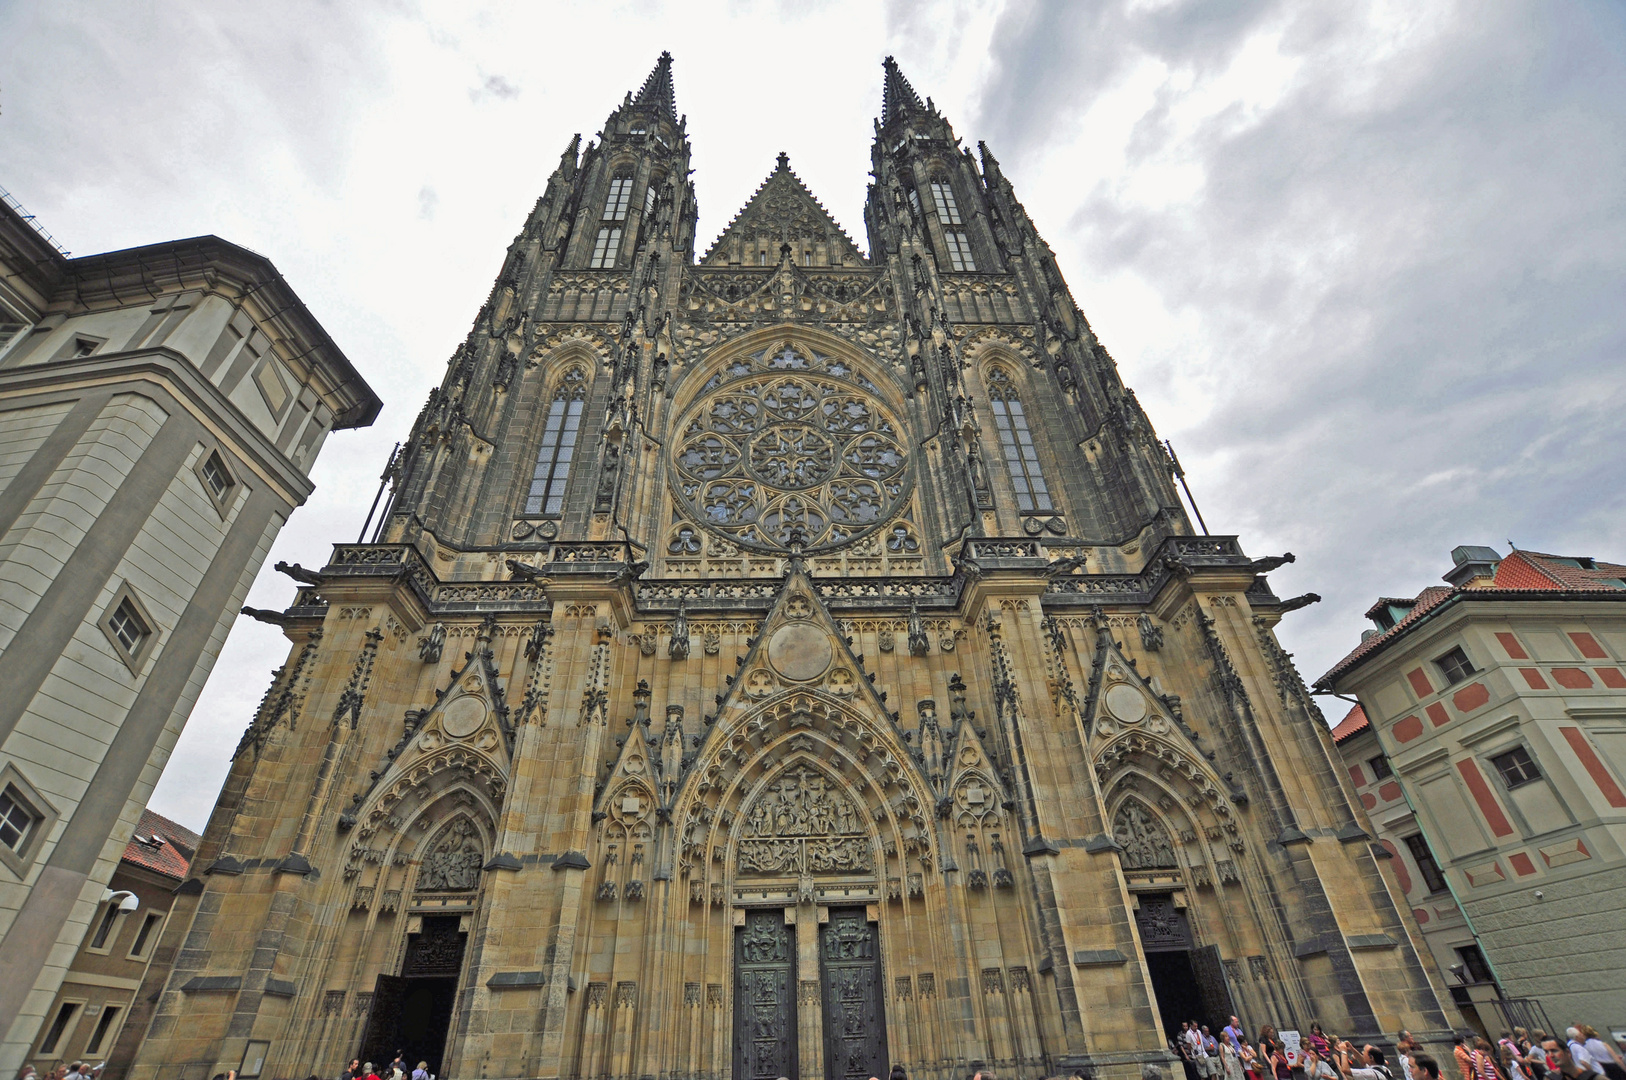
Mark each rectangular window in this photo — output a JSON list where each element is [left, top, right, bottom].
[[930, 180, 963, 224], [644, 185, 658, 215], [907, 187, 921, 217], [107, 598, 151, 656], [1403, 833, 1448, 894], [1368, 754, 1393, 780], [602, 176, 632, 221], [990, 398, 1052, 512], [589, 227, 621, 269], [1456, 943, 1494, 984], [944, 230, 977, 272], [71, 337, 100, 358], [39, 1001, 79, 1054], [1434, 646, 1475, 686], [85, 1004, 121, 1054], [525, 396, 584, 516], [803, 252, 812, 266], [201, 451, 232, 501], [1490, 745, 1541, 789], [129, 912, 162, 958], [89, 904, 120, 950], [0, 785, 40, 852]]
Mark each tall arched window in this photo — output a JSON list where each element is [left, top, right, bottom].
[[602, 174, 633, 221], [524, 368, 587, 516], [985, 367, 1052, 512], [931, 178, 977, 271]]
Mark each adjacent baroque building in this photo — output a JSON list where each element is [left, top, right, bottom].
[[127, 56, 1455, 1080], [1321, 545, 1626, 1035], [0, 195, 379, 1073]]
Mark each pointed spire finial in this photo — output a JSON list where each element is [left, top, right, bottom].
[[634, 51, 677, 121], [881, 55, 925, 127], [776, 150, 790, 171]]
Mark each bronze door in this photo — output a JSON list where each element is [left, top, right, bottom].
[[820, 908, 887, 1080], [734, 910, 797, 1080]]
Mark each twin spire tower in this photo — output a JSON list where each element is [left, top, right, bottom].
[[125, 52, 1454, 1080]]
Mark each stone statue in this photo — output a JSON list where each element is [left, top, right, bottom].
[[419, 818, 484, 891], [1113, 801, 1177, 870]]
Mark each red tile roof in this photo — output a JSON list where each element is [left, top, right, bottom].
[[1316, 548, 1626, 690], [1331, 703, 1370, 744], [121, 808, 201, 882]]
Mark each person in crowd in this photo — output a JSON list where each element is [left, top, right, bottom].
[[1225, 1018, 1247, 1056], [1455, 1033, 1479, 1080], [1304, 1046, 1340, 1080], [1471, 1037, 1502, 1080], [1338, 1043, 1396, 1080], [360, 1063, 382, 1080], [1204, 1027, 1223, 1074], [1503, 1042, 1533, 1080], [1221, 1030, 1247, 1080], [1578, 1027, 1626, 1080], [1189, 1021, 1217, 1080], [388, 1053, 407, 1080], [1546, 1039, 1603, 1080], [1414, 1056, 1444, 1080], [410, 1063, 429, 1080], [1241, 1037, 1262, 1080], [341, 1061, 361, 1080], [1309, 1027, 1332, 1060]]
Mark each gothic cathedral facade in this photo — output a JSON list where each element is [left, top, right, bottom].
[[127, 56, 1455, 1080]]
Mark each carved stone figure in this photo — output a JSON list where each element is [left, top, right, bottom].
[[419, 818, 484, 891], [1113, 801, 1178, 870]]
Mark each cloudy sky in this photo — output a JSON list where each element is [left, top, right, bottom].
[[3, 1, 1622, 830]]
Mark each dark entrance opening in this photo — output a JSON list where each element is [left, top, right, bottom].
[[734, 909, 798, 1080], [1133, 893, 1234, 1041], [359, 915, 468, 1073], [819, 907, 888, 1080]]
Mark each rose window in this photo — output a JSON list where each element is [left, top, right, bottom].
[[672, 345, 909, 552]]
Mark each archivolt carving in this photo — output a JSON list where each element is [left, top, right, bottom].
[[358, 746, 506, 842], [675, 691, 932, 893], [1095, 733, 1230, 823]]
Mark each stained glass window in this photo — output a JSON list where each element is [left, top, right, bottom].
[[986, 368, 1051, 512], [525, 369, 586, 516]]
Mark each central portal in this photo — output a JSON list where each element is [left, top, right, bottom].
[[820, 908, 887, 1080]]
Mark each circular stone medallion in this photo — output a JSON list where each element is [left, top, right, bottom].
[[767, 623, 833, 682], [1103, 683, 1148, 724], [442, 695, 488, 739]]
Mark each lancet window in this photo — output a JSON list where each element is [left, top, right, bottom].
[[929, 179, 962, 224], [590, 227, 622, 269], [603, 174, 633, 221], [524, 367, 587, 516], [985, 367, 1051, 512]]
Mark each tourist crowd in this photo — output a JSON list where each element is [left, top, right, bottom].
[[1172, 1019, 1626, 1080]]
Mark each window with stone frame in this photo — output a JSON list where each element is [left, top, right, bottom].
[[602, 174, 633, 221], [1368, 753, 1392, 780], [589, 227, 622, 269], [524, 367, 587, 516], [1403, 832, 1448, 894], [930, 179, 963, 224], [985, 367, 1052, 512], [0, 784, 41, 856], [1434, 645, 1475, 686], [1490, 745, 1541, 789], [943, 230, 977, 272]]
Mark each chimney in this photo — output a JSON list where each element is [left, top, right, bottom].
[[1444, 545, 1501, 588]]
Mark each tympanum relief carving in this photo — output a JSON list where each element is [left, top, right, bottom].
[[737, 765, 873, 874]]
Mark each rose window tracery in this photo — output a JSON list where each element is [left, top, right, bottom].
[[672, 344, 909, 552]]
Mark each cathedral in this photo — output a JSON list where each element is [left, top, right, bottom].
[[126, 54, 1456, 1080]]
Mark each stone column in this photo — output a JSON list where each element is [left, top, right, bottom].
[[797, 905, 824, 1080]]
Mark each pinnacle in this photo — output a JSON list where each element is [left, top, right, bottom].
[[634, 50, 677, 120], [880, 55, 925, 127]]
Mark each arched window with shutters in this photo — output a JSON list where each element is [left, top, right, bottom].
[[524, 367, 588, 516], [985, 367, 1052, 513]]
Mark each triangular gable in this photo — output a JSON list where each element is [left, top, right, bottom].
[[701, 153, 866, 266], [699, 555, 895, 732]]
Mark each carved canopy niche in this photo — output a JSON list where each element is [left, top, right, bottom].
[[1113, 799, 1178, 871]]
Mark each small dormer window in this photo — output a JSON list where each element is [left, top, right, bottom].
[[108, 598, 150, 657], [72, 337, 100, 358], [629, 125, 647, 136], [101, 584, 159, 675], [195, 447, 237, 518]]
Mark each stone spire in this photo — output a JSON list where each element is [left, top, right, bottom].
[[880, 55, 925, 127], [634, 50, 677, 120]]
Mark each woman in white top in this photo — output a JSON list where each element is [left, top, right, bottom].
[[1221, 1039, 1247, 1080]]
